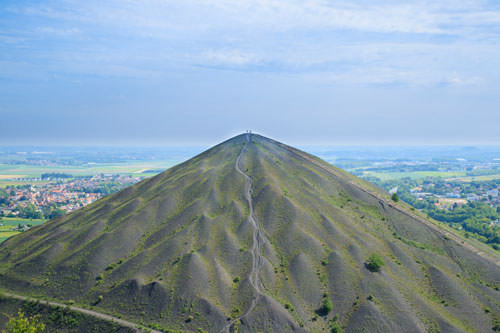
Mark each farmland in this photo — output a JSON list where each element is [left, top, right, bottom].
[[448, 174, 500, 182], [0, 217, 45, 242], [0, 161, 176, 183], [362, 170, 467, 181]]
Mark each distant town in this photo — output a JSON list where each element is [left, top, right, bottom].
[[407, 180, 500, 209], [0, 173, 144, 220]]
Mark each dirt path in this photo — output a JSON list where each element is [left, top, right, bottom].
[[280, 144, 500, 267], [221, 133, 266, 332], [2, 292, 159, 333]]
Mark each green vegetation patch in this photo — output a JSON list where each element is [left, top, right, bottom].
[[392, 232, 445, 255], [365, 253, 385, 272]]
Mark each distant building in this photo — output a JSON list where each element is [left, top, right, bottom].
[[467, 195, 480, 202], [486, 189, 499, 198], [412, 192, 432, 199]]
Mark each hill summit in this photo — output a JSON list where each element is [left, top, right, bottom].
[[1, 134, 499, 332]]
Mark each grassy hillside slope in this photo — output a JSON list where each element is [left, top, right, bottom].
[[0, 296, 135, 332], [0, 134, 499, 332]]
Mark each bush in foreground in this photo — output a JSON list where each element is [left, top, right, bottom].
[[3, 309, 45, 333], [316, 293, 333, 316]]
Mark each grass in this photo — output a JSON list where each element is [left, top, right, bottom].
[[362, 169, 500, 183], [0, 217, 45, 226], [0, 294, 134, 332], [0, 161, 175, 179], [0, 174, 28, 179], [0, 180, 52, 188], [0, 217, 45, 243], [0, 230, 20, 236], [449, 174, 500, 182], [363, 171, 466, 181]]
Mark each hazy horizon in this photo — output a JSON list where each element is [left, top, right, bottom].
[[2, 140, 500, 149], [2, 137, 500, 148]]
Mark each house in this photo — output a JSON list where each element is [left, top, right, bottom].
[[486, 189, 499, 198], [467, 195, 480, 202]]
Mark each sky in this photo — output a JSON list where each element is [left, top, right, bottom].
[[1, 0, 500, 146]]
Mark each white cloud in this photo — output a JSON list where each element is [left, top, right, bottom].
[[0, 35, 26, 44], [37, 26, 80, 36], [200, 50, 263, 65], [16, 0, 500, 35], [2, 0, 500, 86], [192, 0, 443, 34]]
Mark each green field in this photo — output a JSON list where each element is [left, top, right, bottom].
[[363, 170, 500, 182], [0, 161, 175, 177], [0, 217, 45, 243], [363, 170, 467, 181], [0, 161, 176, 188], [0, 217, 45, 226], [0, 180, 53, 188], [448, 174, 500, 182]]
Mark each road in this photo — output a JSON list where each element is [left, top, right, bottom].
[[2, 292, 160, 333], [221, 133, 267, 332], [278, 143, 500, 267]]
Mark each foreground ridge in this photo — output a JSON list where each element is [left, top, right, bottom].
[[2, 292, 158, 333]]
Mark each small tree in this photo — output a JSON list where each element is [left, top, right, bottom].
[[366, 253, 385, 272], [391, 193, 399, 202], [330, 322, 343, 333], [3, 309, 45, 333], [322, 297, 333, 314], [317, 293, 333, 316]]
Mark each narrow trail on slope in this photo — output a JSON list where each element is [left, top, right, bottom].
[[2, 292, 159, 333], [221, 133, 266, 332]]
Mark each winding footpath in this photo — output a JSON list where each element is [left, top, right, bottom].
[[3, 133, 264, 333], [278, 142, 500, 267], [221, 133, 266, 332], [2, 292, 160, 333]]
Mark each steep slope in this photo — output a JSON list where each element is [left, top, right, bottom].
[[1, 134, 499, 332]]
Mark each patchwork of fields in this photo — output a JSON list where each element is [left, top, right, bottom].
[[0, 161, 176, 180], [362, 170, 468, 181], [0, 217, 45, 243]]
